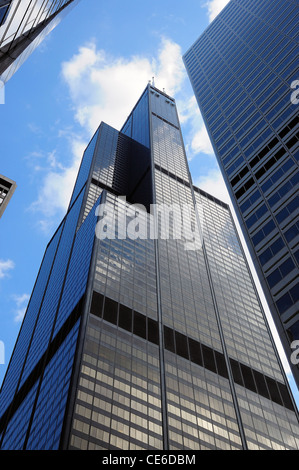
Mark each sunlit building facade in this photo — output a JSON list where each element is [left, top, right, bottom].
[[0, 84, 298, 450], [183, 0, 299, 388], [0, 0, 80, 85]]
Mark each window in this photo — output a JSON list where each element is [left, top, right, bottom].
[[287, 321, 299, 342], [284, 222, 299, 242], [0, 2, 11, 27], [252, 220, 276, 246], [245, 203, 268, 229], [266, 257, 295, 288], [276, 282, 299, 314], [268, 172, 299, 208], [240, 189, 261, 213], [276, 196, 299, 224], [261, 158, 295, 192], [235, 177, 255, 199], [258, 237, 285, 266]]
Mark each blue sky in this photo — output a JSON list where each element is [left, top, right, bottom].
[[0, 0, 298, 406]]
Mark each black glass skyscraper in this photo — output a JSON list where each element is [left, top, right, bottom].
[[0, 84, 298, 450], [183, 0, 299, 388], [0, 0, 80, 85]]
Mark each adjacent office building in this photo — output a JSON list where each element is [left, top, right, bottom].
[[0, 174, 16, 218], [183, 0, 299, 387], [0, 84, 298, 450], [0, 0, 80, 85]]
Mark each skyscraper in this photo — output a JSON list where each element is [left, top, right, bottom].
[[183, 0, 299, 388], [0, 174, 16, 218], [0, 0, 80, 85], [0, 84, 298, 451]]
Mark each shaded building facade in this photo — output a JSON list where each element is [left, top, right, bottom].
[[0, 84, 298, 450], [183, 0, 299, 387], [0, 0, 80, 85]]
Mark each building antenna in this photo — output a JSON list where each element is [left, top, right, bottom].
[[152, 76, 155, 87]]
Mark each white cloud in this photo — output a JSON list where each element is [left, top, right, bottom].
[[204, 0, 231, 23], [61, 37, 186, 135], [0, 259, 15, 279], [195, 168, 230, 203], [29, 36, 188, 233], [190, 122, 214, 157], [29, 137, 87, 233], [178, 95, 214, 159], [156, 37, 186, 96], [12, 293, 30, 323], [30, 36, 219, 233], [27, 37, 187, 234]]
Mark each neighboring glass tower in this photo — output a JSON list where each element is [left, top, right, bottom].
[[183, 0, 299, 388], [0, 0, 80, 85], [0, 174, 16, 218], [0, 84, 298, 451]]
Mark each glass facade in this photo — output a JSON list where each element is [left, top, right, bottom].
[[0, 0, 80, 84], [1, 84, 299, 450], [0, 181, 100, 449], [183, 0, 299, 388]]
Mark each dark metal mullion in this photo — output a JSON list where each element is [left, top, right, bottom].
[[148, 84, 170, 451], [171, 95, 249, 450], [59, 191, 105, 450]]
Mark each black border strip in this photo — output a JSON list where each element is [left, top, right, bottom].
[[90, 290, 295, 412]]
